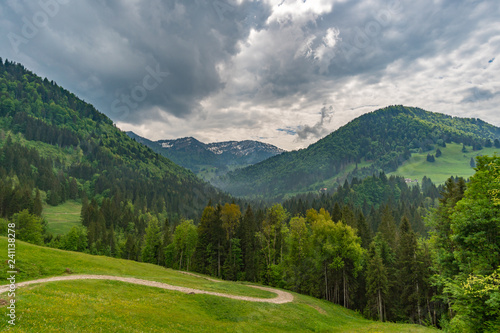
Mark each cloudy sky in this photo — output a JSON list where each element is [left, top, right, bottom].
[[1, 0, 499, 150]]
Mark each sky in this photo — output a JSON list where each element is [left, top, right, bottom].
[[1, 0, 499, 151]]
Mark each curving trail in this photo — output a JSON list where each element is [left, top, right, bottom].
[[0, 274, 294, 304]]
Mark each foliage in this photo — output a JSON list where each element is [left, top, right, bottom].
[[59, 225, 88, 252], [141, 217, 162, 265], [427, 154, 500, 331], [446, 268, 500, 332], [12, 209, 45, 245], [173, 219, 198, 271]]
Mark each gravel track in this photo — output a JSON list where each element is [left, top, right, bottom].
[[0, 274, 294, 304]]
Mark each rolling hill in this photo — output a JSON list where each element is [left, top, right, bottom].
[[127, 132, 285, 181], [0, 237, 438, 332], [215, 105, 500, 199]]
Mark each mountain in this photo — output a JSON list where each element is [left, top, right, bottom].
[[0, 58, 229, 222], [126, 131, 285, 181], [215, 105, 500, 199]]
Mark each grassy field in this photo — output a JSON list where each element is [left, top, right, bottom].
[[390, 143, 499, 185], [0, 238, 439, 332], [42, 200, 82, 235]]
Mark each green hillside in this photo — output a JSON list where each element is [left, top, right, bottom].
[[217, 105, 500, 199], [0, 59, 232, 226], [0, 238, 437, 332], [390, 142, 500, 184]]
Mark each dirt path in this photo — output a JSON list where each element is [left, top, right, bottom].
[[0, 275, 293, 304]]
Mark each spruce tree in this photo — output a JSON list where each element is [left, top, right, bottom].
[[396, 216, 420, 323], [378, 205, 397, 250], [356, 211, 372, 249], [365, 243, 388, 322]]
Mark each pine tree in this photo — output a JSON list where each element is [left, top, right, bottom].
[[396, 216, 421, 323], [378, 205, 397, 250], [241, 205, 259, 282], [365, 243, 388, 321], [33, 189, 43, 216], [356, 211, 371, 249], [331, 202, 342, 222]]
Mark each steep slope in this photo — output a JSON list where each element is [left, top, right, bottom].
[[0, 59, 228, 220], [127, 131, 285, 180], [216, 105, 500, 199], [0, 238, 438, 332]]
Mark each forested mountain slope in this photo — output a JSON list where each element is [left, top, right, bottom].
[[216, 105, 500, 199], [0, 58, 229, 222]]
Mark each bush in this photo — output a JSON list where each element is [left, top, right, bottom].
[[13, 209, 44, 245]]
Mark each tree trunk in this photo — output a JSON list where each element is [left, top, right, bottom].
[[426, 295, 432, 326], [273, 229, 277, 265], [218, 240, 221, 277], [416, 281, 421, 325], [343, 268, 348, 308], [324, 264, 328, 301], [378, 289, 383, 322]]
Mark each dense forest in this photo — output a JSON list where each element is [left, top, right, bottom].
[[4, 155, 499, 331], [217, 105, 500, 199], [0, 59, 499, 331]]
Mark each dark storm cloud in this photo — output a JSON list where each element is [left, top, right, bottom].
[[0, 0, 271, 124]]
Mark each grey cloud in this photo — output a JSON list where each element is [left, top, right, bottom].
[[0, 0, 498, 150], [296, 105, 333, 141], [461, 87, 499, 103]]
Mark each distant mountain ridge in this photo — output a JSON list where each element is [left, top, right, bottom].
[[215, 105, 500, 199], [127, 132, 285, 180]]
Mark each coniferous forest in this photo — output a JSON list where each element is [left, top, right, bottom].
[[1, 58, 499, 332]]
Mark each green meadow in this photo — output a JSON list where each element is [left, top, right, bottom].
[[390, 143, 499, 185], [43, 200, 82, 235], [0, 238, 439, 332]]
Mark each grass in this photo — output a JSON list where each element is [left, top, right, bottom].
[[0, 238, 439, 332], [390, 143, 500, 185], [0, 238, 273, 299], [42, 200, 82, 235]]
